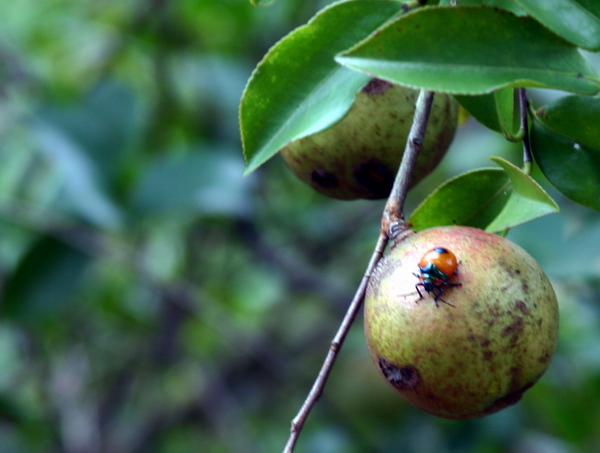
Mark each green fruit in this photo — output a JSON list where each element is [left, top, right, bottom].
[[280, 79, 458, 200], [364, 226, 559, 419]]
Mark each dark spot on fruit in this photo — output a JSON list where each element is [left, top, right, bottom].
[[310, 169, 338, 189], [501, 317, 524, 344], [483, 350, 493, 361], [378, 357, 420, 390], [362, 78, 392, 95], [353, 160, 394, 198], [480, 339, 491, 347], [488, 305, 502, 318], [483, 381, 534, 414], [515, 269, 521, 274], [515, 301, 529, 314]]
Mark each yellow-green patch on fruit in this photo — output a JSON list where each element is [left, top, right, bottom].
[[364, 226, 559, 419], [280, 79, 459, 200]]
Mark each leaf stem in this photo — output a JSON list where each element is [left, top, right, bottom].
[[518, 88, 532, 174], [402, 0, 430, 13], [282, 89, 436, 453]]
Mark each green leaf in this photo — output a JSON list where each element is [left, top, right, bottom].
[[2, 236, 91, 322], [530, 95, 600, 210], [250, 0, 277, 5], [408, 168, 511, 231], [514, 0, 600, 51], [534, 94, 600, 149], [456, 88, 520, 137], [439, 0, 527, 15], [484, 157, 559, 232], [240, 0, 403, 174], [408, 157, 558, 232], [336, 6, 600, 95]]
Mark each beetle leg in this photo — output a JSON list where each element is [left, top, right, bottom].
[[433, 286, 456, 308], [414, 282, 424, 299]]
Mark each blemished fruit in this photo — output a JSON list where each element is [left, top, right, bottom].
[[364, 226, 559, 419], [280, 79, 459, 200]]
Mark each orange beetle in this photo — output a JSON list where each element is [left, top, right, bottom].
[[413, 247, 461, 307]]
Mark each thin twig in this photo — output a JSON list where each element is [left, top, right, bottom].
[[282, 89, 438, 453], [282, 232, 387, 453]]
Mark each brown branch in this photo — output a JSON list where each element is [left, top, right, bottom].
[[282, 90, 436, 453], [282, 232, 387, 453], [384, 90, 435, 243]]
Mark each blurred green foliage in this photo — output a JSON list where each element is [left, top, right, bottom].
[[0, 1, 599, 452]]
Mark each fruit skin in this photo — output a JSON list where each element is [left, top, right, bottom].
[[280, 79, 458, 200], [364, 226, 559, 419]]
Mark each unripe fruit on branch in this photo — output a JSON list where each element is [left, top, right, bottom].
[[364, 226, 559, 419], [280, 79, 459, 200]]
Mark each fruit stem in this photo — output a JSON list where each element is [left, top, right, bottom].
[[383, 90, 435, 243]]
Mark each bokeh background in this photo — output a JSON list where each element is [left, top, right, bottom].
[[1, 1, 600, 452]]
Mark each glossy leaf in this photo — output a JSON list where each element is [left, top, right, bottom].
[[530, 95, 600, 210], [484, 157, 559, 232], [336, 6, 600, 95], [2, 236, 91, 322], [534, 94, 600, 148], [514, 0, 600, 50], [408, 168, 511, 231], [439, 0, 527, 15], [456, 88, 519, 136], [240, 0, 403, 174], [408, 157, 558, 232]]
